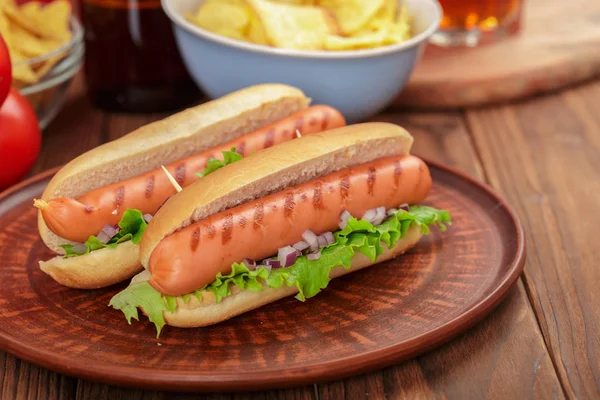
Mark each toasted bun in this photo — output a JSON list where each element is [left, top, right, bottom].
[[38, 84, 310, 253], [140, 122, 414, 267], [133, 224, 423, 327], [39, 241, 140, 289], [37, 84, 309, 289]]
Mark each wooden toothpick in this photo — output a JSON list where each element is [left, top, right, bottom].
[[161, 165, 182, 192], [295, 129, 302, 138]]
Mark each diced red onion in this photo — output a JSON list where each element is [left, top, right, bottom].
[[302, 229, 318, 249], [97, 224, 119, 243], [242, 258, 256, 270], [143, 214, 153, 223], [264, 259, 281, 269], [70, 243, 87, 253], [97, 231, 111, 244], [371, 206, 386, 226], [307, 250, 321, 261], [339, 210, 353, 229], [323, 231, 334, 245], [101, 224, 119, 238], [361, 208, 377, 223], [399, 203, 410, 212], [293, 240, 310, 252], [387, 208, 398, 216], [260, 264, 272, 273], [317, 235, 328, 248], [278, 246, 298, 267], [340, 210, 352, 222]]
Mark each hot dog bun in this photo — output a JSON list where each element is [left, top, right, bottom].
[[38, 84, 310, 289], [133, 224, 422, 327], [39, 241, 140, 289], [140, 122, 414, 268], [39, 84, 309, 253]]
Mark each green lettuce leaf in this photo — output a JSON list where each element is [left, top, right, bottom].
[[60, 209, 148, 258], [110, 205, 451, 335], [195, 147, 243, 178]]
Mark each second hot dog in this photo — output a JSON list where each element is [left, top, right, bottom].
[[36, 105, 345, 243]]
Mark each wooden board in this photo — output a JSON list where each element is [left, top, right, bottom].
[[394, 0, 600, 109], [467, 80, 600, 399]]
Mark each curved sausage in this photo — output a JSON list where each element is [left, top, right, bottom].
[[37, 105, 346, 242], [148, 155, 432, 296]]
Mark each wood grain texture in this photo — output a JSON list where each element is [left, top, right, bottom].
[[317, 113, 565, 400], [467, 81, 600, 398], [394, 0, 600, 108], [0, 79, 567, 398], [0, 163, 523, 391]]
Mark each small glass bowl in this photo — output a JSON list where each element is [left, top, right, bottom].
[[13, 17, 84, 130]]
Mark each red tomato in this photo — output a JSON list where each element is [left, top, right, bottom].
[[0, 88, 41, 191], [0, 35, 11, 107]]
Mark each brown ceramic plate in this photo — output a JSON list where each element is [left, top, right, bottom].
[[0, 161, 525, 391]]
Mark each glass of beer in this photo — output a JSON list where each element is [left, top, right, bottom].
[[431, 0, 524, 47]]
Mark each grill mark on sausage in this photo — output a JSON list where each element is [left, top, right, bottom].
[[253, 202, 264, 230], [313, 181, 323, 209], [190, 228, 200, 252], [115, 186, 125, 208], [367, 167, 376, 195], [321, 111, 331, 130], [175, 164, 186, 186], [300, 192, 308, 202], [394, 159, 403, 187], [340, 173, 350, 202], [236, 142, 246, 156], [222, 213, 233, 244], [206, 224, 216, 239], [84, 205, 93, 214], [238, 215, 247, 227], [145, 175, 155, 198], [294, 116, 304, 134], [309, 117, 317, 127], [284, 192, 295, 218], [264, 129, 275, 148]]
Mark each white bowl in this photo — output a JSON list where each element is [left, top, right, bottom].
[[162, 0, 441, 122]]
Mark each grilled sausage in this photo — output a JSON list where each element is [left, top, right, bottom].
[[148, 155, 432, 296], [36, 105, 346, 242]]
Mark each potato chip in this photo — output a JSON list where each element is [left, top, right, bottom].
[[274, 0, 317, 5], [248, 0, 336, 50], [319, 0, 384, 35], [10, 50, 38, 86], [324, 30, 388, 50], [2, 0, 73, 86], [20, 1, 41, 18], [246, 12, 269, 46], [10, 24, 57, 58], [188, 1, 250, 39], [361, 0, 396, 32], [0, 12, 11, 45], [4, 3, 50, 38], [38, 0, 71, 42], [186, 0, 411, 51]]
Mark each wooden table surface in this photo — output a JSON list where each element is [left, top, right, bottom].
[[1, 75, 599, 399]]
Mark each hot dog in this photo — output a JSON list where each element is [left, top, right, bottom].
[[35, 84, 346, 289], [110, 123, 451, 335], [36, 104, 344, 243]]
